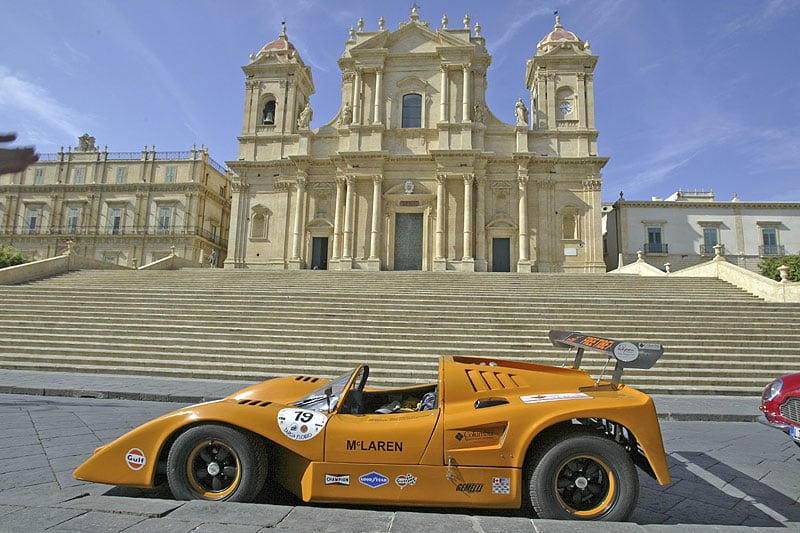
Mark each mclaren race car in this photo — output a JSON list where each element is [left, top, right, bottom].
[[74, 330, 670, 521]]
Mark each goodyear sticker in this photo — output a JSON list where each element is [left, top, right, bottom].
[[277, 408, 327, 441], [125, 448, 146, 471]]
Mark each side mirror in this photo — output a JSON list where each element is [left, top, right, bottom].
[[325, 386, 333, 412]]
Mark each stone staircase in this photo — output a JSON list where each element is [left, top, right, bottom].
[[0, 269, 798, 396]]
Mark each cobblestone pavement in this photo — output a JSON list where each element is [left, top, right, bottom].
[[0, 374, 797, 531]]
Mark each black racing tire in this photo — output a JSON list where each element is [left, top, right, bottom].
[[525, 431, 639, 521], [167, 424, 267, 502]]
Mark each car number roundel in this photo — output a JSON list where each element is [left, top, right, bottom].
[[277, 408, 328, 441]]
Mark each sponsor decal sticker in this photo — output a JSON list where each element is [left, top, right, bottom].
[[395, 473, 417, 489], [125, 448, 146, 471], [454, 427, 502, 443], [359, 472, 389, 488], [613, 342, 639, 362], [492, 477, 511, 495], [277, 408, 327, 441], [346, 440, 403, 452], [325, 474, 350, 486], [456, 483, 483, 493], [519, 392, 591, 404]]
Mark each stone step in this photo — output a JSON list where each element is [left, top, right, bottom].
[[1, 268, 798, 396]]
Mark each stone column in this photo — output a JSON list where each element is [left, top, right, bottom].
[[577, 73, 587, 129], [475, 174, 487, 271], [439, 65, 448, 122], [462, 173, 474, 259], [290, 175, 306, 263], [332, 176, 345, 260], [352, 70, 362, 125], [546, 74, 556, 130], [585, 73, 596, 129], [369, 174, 383, 260], [435, 173, 446, 260], [342, 175, 355, 259], [517, 168, 531, 272], [373, 69, 383, 124], [462, 65, 471, 122]]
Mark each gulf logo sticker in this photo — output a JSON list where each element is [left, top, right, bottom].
[[125, 448, 146, 471]]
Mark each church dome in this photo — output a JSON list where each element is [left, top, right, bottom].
[[537, 15, 585, 53], [257, 23, 297, 56]]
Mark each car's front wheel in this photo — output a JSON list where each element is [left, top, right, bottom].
[[167, 424, 267, 502], [526, 431, 639, 521]]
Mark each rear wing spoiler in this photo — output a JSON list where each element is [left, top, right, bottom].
[[548, 330, 664, 389]]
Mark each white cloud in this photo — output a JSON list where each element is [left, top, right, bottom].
[[0, 66, 84, 145]]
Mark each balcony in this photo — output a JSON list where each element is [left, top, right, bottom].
[[0, 224, 228, 248], [759, 244, 785, 256], [643, 242, 668, 254]]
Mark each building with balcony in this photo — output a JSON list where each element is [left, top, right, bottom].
[[0, 136, 231, 267], [604, 190, 800, 272], [226, 11, 608, 272]]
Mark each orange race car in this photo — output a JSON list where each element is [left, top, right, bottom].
[[74, 330, 670, 521]]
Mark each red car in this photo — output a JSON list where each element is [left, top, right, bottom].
[[759, 372, 800, 447]]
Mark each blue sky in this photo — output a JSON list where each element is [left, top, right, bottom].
[[1, 0, 798, 202]]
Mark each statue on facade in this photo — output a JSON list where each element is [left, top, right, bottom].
[[339, 102, 353, 126], [297, 103, 313, 129], [515, 98, 528, 126], [473, 103, 484, 123], [77, 133, 98, 152]]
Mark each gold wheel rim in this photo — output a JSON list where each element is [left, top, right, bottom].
[[554, 454, 616, 518], [186, 439, 241, 499]]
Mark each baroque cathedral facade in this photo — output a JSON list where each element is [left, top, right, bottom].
[[226, 10, 607, 272]]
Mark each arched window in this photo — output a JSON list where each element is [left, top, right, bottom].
[[402, 93, 422, 128], [262, 100, 276, 125]]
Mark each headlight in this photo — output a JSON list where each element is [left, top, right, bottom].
[[763, 378, 783, 401]]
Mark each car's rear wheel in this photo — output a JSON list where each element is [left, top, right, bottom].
[[167, 424, 267, 502], [526, 431, 639, 521]]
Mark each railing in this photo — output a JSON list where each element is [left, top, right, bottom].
[[700, 243, 725, 255], [106, 152, 141, 161], [643, 243, 668, 254], [759, 244, 785, 256], [34, 150, 228, 175], [1, 224, 227, 248]]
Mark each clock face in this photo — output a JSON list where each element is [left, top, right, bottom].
[[560, 102, 573, 115]]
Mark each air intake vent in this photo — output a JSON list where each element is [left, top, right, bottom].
[[465, 369, 521, 392], [237, 399, 272, 407], [294, 376, 320, 383]]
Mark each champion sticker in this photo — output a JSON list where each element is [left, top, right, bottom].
[[520, 392, 591, 404], [613, 342, 639, 362], [125, 448, 146, 471], [395, 473, 417, 489], [277, 408, 327, 441], [325, 474, 350, 486]]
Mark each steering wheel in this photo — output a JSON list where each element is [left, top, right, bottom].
[[346, 366, 369, 414], [356, 365, 369, 392]]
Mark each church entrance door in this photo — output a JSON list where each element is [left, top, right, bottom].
[[492, 238, 511, 272], [394, 213, 423, 270], [311, 237, 328, 270]]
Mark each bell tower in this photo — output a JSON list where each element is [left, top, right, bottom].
[[525, 15, 599, 157], [238, 23, 315, 158]]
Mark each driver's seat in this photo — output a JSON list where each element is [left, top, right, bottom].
[[343, 390, 364, 414]]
